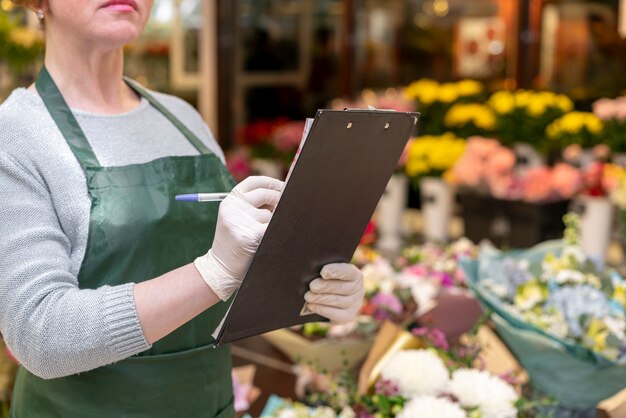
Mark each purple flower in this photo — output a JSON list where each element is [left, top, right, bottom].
[[429, 328, 450, 351], [371, 293, 403, 316], [435, 272, 455, 288], [374, 379, 401, 396], [411, 327, 450, 351]]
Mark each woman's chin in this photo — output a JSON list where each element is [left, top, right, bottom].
[[93, 27, 143, 49]]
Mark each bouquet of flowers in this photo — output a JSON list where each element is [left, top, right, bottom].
[[260, 323, 548, 418], [592, 97, 626, 153], [443, 103, 496, 139], [451, 137, 583, 203], [545, 112, 604, 150], [403, 79, 485, 136], [461, 214, 626, 408], [403, 133, 466, 187], [487, 90, 573, 150]]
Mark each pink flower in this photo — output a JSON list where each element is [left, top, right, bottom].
[[563, 144, 583, 163], [522, 167, 553, 202], [405, 264, 429, 277], [615, 97, 626, 122], [226, 148, 252, 183], [466, 136, 500, 159], [488, 174, 515, 199], [593, 144, 611, 160], [551, 163, 582, 198], [485, 147, 516, 177], [271, 121, 306, 153], [593, 98, 617, 120], [231, 371, 252, 412], [371, 292, 403, 320], [453, 156, 484, 187]]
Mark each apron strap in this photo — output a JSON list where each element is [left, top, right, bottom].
[[36, 66, 101, 168], [35, 66, 213, 169], [125, 79, 212, 155]]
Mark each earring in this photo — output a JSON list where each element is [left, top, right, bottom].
[[36, 9, 44, 20]]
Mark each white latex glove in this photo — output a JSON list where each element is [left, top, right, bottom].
[[194, 176, 283, 300], [304, 263, 365, 324]]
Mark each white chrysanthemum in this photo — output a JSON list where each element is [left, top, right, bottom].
[[554, 269, 586, 285], [381, 349, 450, 397], [362, 260, 396, 293], [449, 369, 518, 418], [396, 396, 467, 418], [562, 246, 586, 265], [338, 406, 356, 418]]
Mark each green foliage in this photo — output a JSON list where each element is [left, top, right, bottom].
[[0, 13, 44, 74]]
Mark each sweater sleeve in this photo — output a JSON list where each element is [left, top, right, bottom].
[[0, 152, 150, 379]]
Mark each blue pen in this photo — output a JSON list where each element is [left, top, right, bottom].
[[175, 193, 229, 202]]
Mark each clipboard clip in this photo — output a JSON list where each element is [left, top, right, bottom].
[[343, 106, 399, 112]]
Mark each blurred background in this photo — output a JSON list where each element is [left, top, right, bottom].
[[3, 0, 626, 148]]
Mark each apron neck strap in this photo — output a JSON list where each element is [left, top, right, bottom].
[[36, 66, 101, 168], [35, 66, 212, 169]]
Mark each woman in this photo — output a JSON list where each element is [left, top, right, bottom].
[[0, 1, 365, 416]]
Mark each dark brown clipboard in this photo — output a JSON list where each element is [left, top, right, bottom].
[[213, 109, 419, 345]]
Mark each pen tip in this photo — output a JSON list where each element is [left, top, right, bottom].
[[175, 194, 197, 202]]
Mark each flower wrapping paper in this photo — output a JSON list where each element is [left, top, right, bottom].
[[460, 240, 626, 408]]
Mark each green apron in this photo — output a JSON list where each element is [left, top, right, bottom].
[[10, 67, 236, 418]]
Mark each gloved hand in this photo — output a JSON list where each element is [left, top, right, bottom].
[[304, 263, 365, 324], [194, 176, 283, 300]]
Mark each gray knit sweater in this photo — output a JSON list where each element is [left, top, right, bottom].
[[0, 87, 225, 379]]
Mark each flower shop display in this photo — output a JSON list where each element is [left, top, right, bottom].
[[487, 90, 573, 152], [461, 214, 626, 408], [592, 97, 626, 155], [403, 79, 485, 135], [404, 133, 466, 242]]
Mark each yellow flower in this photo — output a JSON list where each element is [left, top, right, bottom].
[[488, 91, 515, 114], [403, 79, 440, 103], [557, 94, 574, 112], [584, 114, 603, 134], [613, 284, 626, 308], [583, 318, 617, 358], [445, 104, 495, 130], [562, 112, 587, 134], [514, 279, 548, 310], [514, 90, 533, 107], [438, 83, 459, 103], [456, 79, 483, 97], [405, 133, 466, 177], [526, 98, 548, 117]]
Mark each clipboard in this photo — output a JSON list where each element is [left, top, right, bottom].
[[214, 109, 419, 345]]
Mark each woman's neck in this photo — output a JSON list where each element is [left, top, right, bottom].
[[38, 35, 140, 115]]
